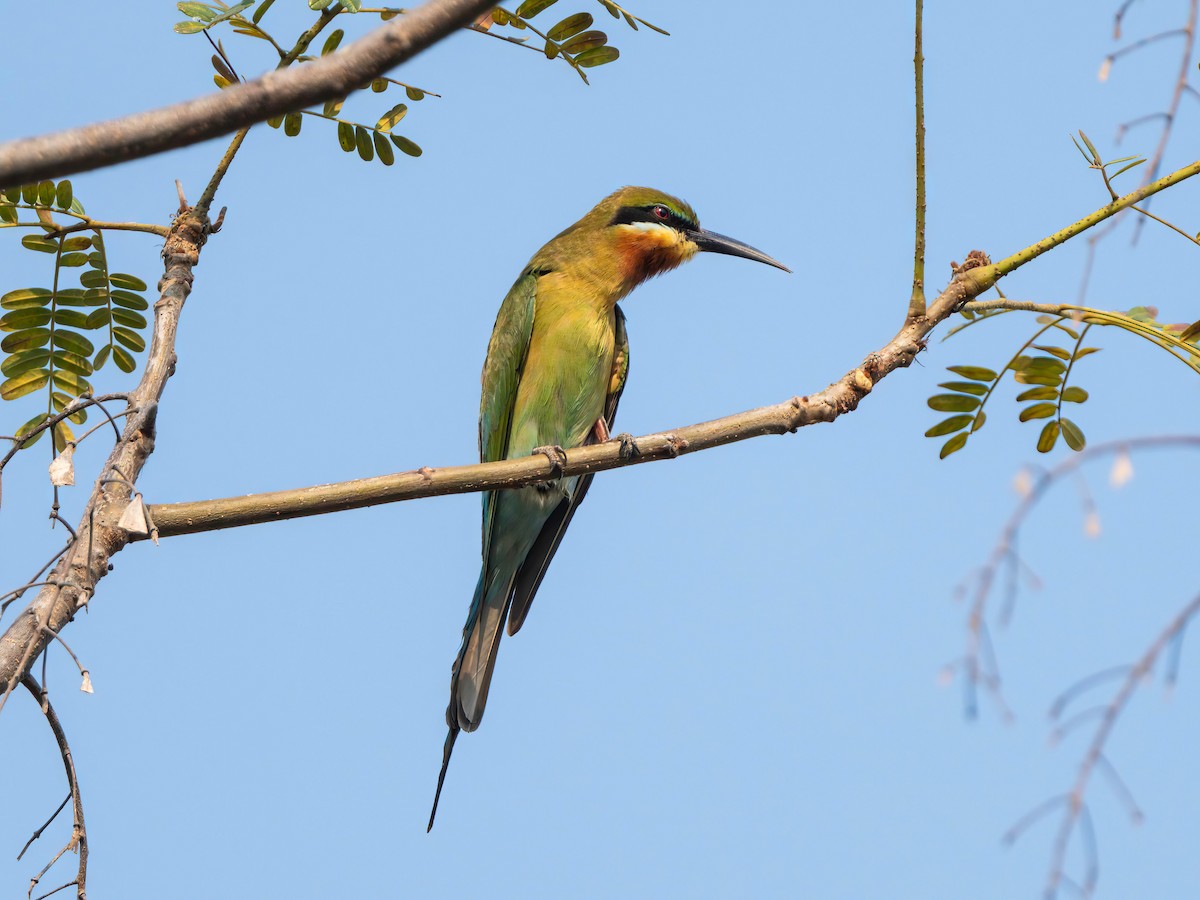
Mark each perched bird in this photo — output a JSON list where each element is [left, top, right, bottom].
[[428, 186, 789, 830]]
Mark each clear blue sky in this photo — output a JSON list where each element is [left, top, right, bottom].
[[3, 2, 1200, 897]]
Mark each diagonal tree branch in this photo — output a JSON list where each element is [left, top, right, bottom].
[[0, 199, 210, 699], [0, 0, 496, 186], [119, 157, 1200, 538]]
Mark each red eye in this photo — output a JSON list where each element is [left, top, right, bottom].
[[652, 205, 669, 220]]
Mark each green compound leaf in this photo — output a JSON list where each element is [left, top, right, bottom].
[[1015, 386, 1057, 402], [112, 345, 137, 373], [1013, 372, 1061, 387], [51, 391, 88, 425], [355, 125, 374, 161], [56, 289, 91, 307], [2, 328, 50, 353], [52, 330, 95, 357], [574, 45, 619, 67], [516, 0, 559, 18], [1, 350, 50, 378], [927, 394, 980, 413], [947, 365, 997, 382], [940, 433, 968, 459], [375, 103, 408, 132], [925, 415, 973, 438], [111, 309, 148, 329], [1019, 402, 1057, 422], [1032, 344, 1071, 360], [113, 327, 146, 353], [1015, 356, 1066, 375], [1, 308, 52, 331], [53, 350, 93, 376], [51, 370, 91, 396], [1, 369, 50, 401], [937, 380, 988, 396], [54, 310, 90, 329], [1060, 418, 1086, 451], [322, 29, 344, 55], [390, 135, 422, 157], [178, 2, 217, 19], [15, 412, 50, 448], [562, 30, 608, 53], [55, 180, 73, 210], [252, 0, 275, 22], [548, 12, 593, 40], [1036, 421, 1060, 453], [110, 290, 149, 310], [2, 288, 52, 310], [109, 273, 147, 291], [21, 235, 58, 254], [374, 132, 395, 165]]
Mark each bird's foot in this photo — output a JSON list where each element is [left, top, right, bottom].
[[533, 444, 568, 477], [615, 432, 640, 460]]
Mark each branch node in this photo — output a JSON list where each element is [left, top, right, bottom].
[[851, 368, 875, 394], [665, 435, 689, 458]]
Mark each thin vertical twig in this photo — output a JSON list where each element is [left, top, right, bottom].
[[908, 0, 927, 320]]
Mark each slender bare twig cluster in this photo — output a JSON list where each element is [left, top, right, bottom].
[[1080, 0, 1198, 301], [949, 437, 1200, 897]]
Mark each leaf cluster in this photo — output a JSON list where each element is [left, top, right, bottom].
[[487, 0, 667, 84], [0, 184, 150, 452], [927, 316, 1097, 458], [175, 1, 429, 165]]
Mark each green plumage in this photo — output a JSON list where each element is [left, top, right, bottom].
[[427, 187, 788, 831]]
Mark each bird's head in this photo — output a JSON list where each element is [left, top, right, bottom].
[[596, 186, 791, 290]]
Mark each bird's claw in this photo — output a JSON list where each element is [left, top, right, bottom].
[[533, 444, 568, 476], [615, 432, 640, 460]]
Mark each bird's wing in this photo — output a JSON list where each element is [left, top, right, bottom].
[[506, 304, 630, 636], [479, 271, 538, 560]]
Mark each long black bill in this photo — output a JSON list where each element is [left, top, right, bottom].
[[690, 228, 791, 272]]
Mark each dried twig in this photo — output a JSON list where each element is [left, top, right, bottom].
[[20, 676, 87, 900]]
